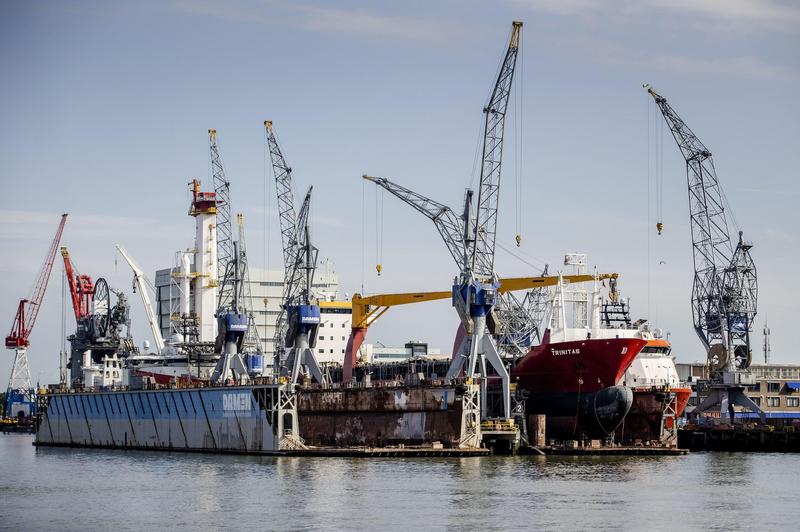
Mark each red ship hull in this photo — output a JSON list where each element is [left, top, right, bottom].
[[512, 336, 646, 439], [512, 337, 646, 394]]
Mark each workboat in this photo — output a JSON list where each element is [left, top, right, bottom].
[[511, 264, 645, 440], [601, 298, 691, 444], [513, 331, 644, 439]]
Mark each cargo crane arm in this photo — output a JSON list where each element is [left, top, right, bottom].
[[645, 84, 760, 420], [472, 20, 522, 279], [210, 129, 236, 311], [115, 245, 165, 353], [5, 214, 68, 349], [60, 246, 94, 322], [236, 213, 262, 352], [362, 174, 467, 271], [645, 85, 756, 364], [265, 120, 301, 357], [265, 120, 323, 384]]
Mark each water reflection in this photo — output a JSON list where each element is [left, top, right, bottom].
[[5, 437, 800, 530]]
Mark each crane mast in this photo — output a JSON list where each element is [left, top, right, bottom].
[[473, 21, 522, 279], [236, 213, 262, 353], [210, 129, 236, 311], [265, 120, 297, 362], [363, 21, 523, 419], [645, 85, 761, 421], [5, 213, 67, 416], [265, 121, 323, 384]]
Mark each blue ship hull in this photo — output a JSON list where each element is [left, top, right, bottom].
[[35, 385, 288, 453]]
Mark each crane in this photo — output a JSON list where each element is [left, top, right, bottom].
[[115, 245, 165, 354], [265, 120, 324, 384], [645, 84, 762, 421], [210, 129, 236, 312], [61, 246, 94, 323], [5, 213, 67, 417], [339, 273, 608, 382], [237, 213, 262, 355], [363, 21, 522, 419]]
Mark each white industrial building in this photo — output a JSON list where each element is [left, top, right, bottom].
[[155, 262, 339, 358], [154, 261, 447, 366]]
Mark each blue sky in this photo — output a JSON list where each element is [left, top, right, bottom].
[[1, 0, 798, 385]]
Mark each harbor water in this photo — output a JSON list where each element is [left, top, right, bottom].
[[1, 434, 798, 530]]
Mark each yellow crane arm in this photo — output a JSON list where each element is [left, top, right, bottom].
[[497, 273, 618, 293], [322, 291, 452, 329], [321, 273, 619, 330]]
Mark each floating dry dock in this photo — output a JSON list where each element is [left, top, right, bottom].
[[33, 380, 492, 455]]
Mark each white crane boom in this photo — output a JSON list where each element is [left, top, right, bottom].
[[115, 244, 165, 353]]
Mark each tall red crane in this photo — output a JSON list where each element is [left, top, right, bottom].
[[5, 214, 67, 415]]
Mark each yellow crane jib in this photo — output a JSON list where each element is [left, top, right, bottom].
[[496, 273, 617, 294], [327, 273, 620, 330]]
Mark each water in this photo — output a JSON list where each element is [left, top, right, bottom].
[[1, 434, 798, 531]]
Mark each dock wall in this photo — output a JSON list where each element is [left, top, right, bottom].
[[35, 386, 287, 453], [298, 385, 468, 447]]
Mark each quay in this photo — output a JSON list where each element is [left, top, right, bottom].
[[679, 425, 800, 452]]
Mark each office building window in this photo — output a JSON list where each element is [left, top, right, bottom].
[[767, 397, 780, 407], [768, 382, 781, 393], [788, 397, 800, 407], [330, 349, 334, 354], [751, 396, 761, 406]]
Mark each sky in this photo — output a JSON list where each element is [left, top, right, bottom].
[[1, 0, 798, 386]]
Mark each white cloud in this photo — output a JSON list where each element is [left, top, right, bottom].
[[172, 0, 468, 45], [549, 34, 798, 80], [512, 0, 800, 32]]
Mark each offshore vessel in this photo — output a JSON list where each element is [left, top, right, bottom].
[[512, 258, 645, 440], [601, 296, 691, 445]]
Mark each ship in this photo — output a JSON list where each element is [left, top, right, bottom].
[[601, 296, 692, 445], [511, 256, 646, 441]]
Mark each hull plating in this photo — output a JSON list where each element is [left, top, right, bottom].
[[526, 385, 634, 439], [35, 386, 282, 452]]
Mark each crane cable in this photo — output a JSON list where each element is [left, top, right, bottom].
[[647, 93, 652, 321], [375, 186, 384, 276], [512, 29, 524, 248], [656, 109, 664, 235], [361, 178, 366, 293]]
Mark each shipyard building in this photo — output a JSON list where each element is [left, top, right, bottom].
[[155, 264, 340, 359], [677, 362, 800, 420]]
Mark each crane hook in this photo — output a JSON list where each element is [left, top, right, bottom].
[[656, 222, 663, 235], [376, 264, 382, 276], [515, 234, 522, 247]]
